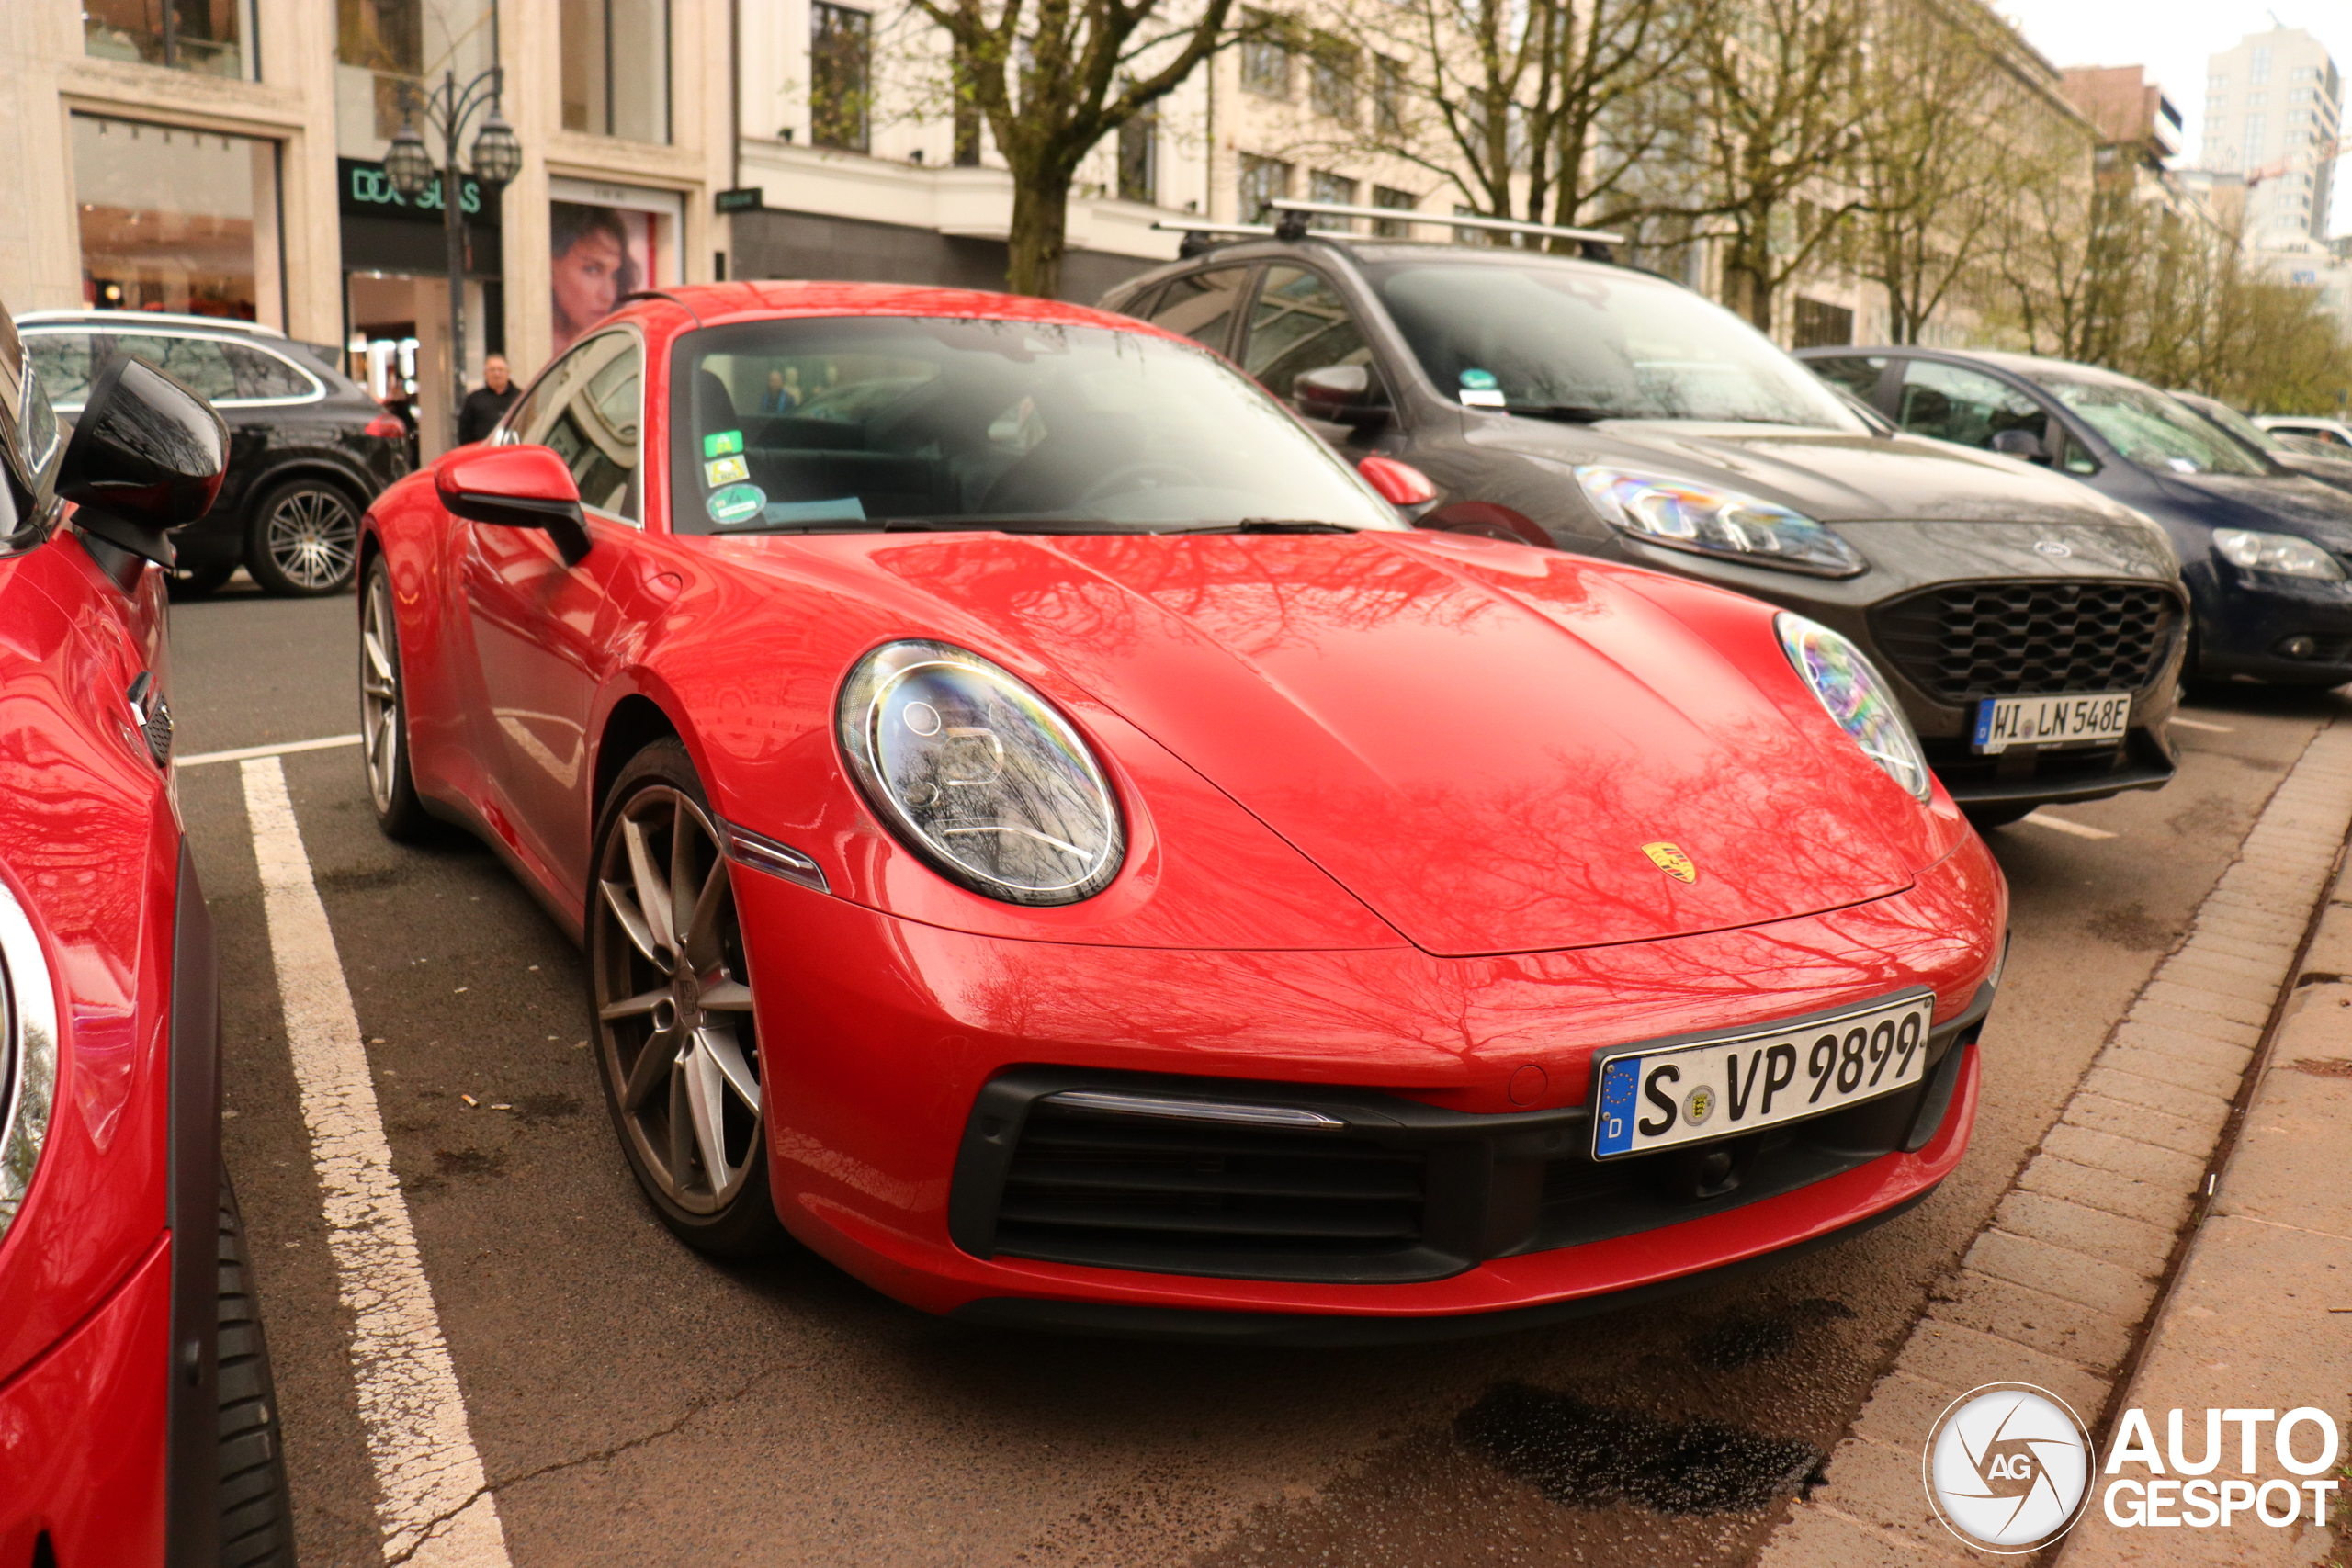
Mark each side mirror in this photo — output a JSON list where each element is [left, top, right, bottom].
[[436, 444, 591, 565], [1357, 455, 1436, 508], [1990, 428, 2048, 464], [55, 354, 229, 565], [1413, 500, 1554, 548], [1295, 364, 1389, 428]]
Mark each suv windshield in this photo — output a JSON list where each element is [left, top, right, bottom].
[[1363, 259, 1865, 430], [2028, 376, 2264, 477], [668, 316, 1401, 535], [2180, 396, 2288, 457]]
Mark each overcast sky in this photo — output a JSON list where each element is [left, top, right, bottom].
[[1997, 1, 2351, 239]]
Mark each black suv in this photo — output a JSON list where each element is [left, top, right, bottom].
[[17, 310, 408, 595], [1102, 208, 2187, 824]]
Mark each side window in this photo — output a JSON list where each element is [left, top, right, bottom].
[[220, 343, 318, 402], [1896, 360, 2045, 450], [1243, 266, 1376, 403], [106, 333, 236, 403], [540, 334, 641, 523], [1807, 355, 1885, 402], [1146, 267, 1250, 354], [2052, 426, 2101, 476], [1114, 282, 1166, 321], [23, 333, 97, 412]]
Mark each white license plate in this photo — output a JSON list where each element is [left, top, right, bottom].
[[1972, 691, 2132, 754], [1590, 993, 1935, 1160]]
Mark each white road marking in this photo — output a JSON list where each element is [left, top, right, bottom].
[[181, 732, 362, 768], [2170, 716, 2235, 734], [241, 758, 514, 1567], [2022, 810, 2119, 840]]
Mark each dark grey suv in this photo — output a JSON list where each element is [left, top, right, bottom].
[[1102, 212, 2186, 823]]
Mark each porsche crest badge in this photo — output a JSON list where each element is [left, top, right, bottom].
[[1642, 841, 1697, 884]]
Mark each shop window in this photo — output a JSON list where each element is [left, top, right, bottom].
[[84, 0, 254, 80], [73, 116, 285, 325], [811, 4, 874, 153], [561, 0, 672, 143]]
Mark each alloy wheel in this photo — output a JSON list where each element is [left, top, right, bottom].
[[593, 786, 763, 1213], [263, 487, 358, 591], [359, 570, 401, 815]]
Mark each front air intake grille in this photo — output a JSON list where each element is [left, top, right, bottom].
[[1869, 581, 2178, 705]]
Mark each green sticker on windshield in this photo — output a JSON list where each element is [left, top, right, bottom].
[[704, 429, 743, 458], [706, 483, 765, 524], [1459, 368, 1498, 389]]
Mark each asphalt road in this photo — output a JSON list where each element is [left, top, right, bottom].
[[171, 576, 2346, 1567]]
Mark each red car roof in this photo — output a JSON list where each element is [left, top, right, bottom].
[[620, 281, 1159, 336]]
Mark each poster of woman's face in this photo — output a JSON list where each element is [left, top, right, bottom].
[[549, 202, 650, 356]]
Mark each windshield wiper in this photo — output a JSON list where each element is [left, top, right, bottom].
[[1501, 404, 1630, 423], [1164, 518, 1358, 535]]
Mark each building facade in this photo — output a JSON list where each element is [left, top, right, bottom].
[[2200, 26, 2341, 247]]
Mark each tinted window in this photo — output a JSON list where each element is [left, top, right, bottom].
[[1807, 355, 1884, 400], [222, 343, 318, 400], [2026, 375, 2264, 476], [538, 335, 640, 521], [107, 333, 236, 402], [1146, 268, 1250, 354], [23, 333, 96, 411], [1365, 259, 1864, 429], [1896, 361, 2046, 450], [669, 315, 1399, 535], [1243, 266, 1376, 402]]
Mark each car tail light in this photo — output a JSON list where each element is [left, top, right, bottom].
[[364, 412, 406, 440]]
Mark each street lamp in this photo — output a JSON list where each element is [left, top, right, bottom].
[[379, 10, 517, 452]]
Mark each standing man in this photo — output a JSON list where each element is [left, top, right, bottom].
[[458, 354, 520, 446]]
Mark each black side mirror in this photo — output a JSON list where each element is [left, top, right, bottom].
[[55, 355, 228, 565], [1990, 428, 2048, 464], [1293, 364, 1390, 428]]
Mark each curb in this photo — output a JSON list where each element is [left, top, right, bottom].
[[1752, 718, 2352, 1566]]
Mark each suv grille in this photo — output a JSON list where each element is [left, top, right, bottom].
[[1870, 581, 2177, 705]]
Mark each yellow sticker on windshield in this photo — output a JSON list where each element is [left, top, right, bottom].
[[703, 455, 749, 487]]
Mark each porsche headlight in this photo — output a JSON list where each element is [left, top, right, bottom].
[[2212, 528, 2344, 580], [1575, 466, 1866, 578], [839, 640, 1125, 905], [0, 876, 59, 1248], [1777, 615, 1932, 800]]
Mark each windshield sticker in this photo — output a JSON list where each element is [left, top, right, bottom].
[[704, 429, 743, 459], [763, 497, 866, 524], [1460, 389, 1507, 408], [1458, 368, 1506, 408], [703, 455, 750, 487], [1459, 368, 1498, 390], [706, 483, 766, 525]]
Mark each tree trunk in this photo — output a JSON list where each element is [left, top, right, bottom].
[[1007, 165, 1075, 299]]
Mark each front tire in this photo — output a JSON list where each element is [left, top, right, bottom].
[[590, 740, 785, 1258], [216, 1174, 296, 1566], [359, 559, 435, 841], [245, 478, 361, 596]]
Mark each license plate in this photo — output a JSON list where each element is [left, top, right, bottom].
[[1972, 692, 2132, 754], [1590, 993, 1935, 1160]]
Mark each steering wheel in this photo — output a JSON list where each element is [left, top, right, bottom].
[[1078, 461, 1200, 505]]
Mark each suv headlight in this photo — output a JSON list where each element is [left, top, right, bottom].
[[0, 877, 59, 1248], [1575, 466, 1866, 578], [2212, 528, 2344, 580], [1777, 615, 1933, 800], [839, 640, 1125, 906]]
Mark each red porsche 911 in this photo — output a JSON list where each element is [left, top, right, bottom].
[[359, 283, 2006, 1341], [0, 314, 294, 1556]]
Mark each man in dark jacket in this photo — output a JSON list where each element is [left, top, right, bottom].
[[457, 354, 519, 446]]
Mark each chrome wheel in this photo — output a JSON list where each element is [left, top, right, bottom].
[[593, 786, 763, 1214], [262, 486, 358, 592], [359, 569, 401, 814]]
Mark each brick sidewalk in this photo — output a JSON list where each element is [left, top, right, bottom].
[[1753, 720, 2352, 1567]]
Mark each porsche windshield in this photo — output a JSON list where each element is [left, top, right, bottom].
[[668, 317, 1402, 534], [1363, 259, 1865, 430]]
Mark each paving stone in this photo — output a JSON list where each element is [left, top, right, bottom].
[[1996, 1189, 2175, 1274], [1894, 1318, 2110, 1421], [2108, 1021, 2255, 1076], [2095, 1041, 2247, 1103], [2080, 1066, 2232, 1123], [2137, 980, 2275, 1031], [2041, 1123, 2208, 1191], [1964, 1227, 2161, 1322], [2062, 1091, 2230, 1160], [1925, 1268, 2137, 1374], [2177, 929, 2291, 964], [2151, 957, 2285, 1008], [2120, 1001, 2262, 1050], [2015, 1151, 2197, 1235], [1804, 1434, 2007, 1562], [1751, 1499, 1959, 1568]]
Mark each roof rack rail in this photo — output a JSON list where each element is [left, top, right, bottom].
[[1150, 220, 1281, 259], [1266, 199, 1623, 255]]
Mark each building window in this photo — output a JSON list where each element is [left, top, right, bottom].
[[1240, 12, 1292, 101], [1118, 107, 1158, 204], [337, 0, 426, 142], [1309, 34, 1358, 121], [2251, 47, 2271, 84], [811, 3, 874, 153], [84, 0, 254, 79], [1238, 154, 1291, 222], [1792, 297, 1854, 349], [1373, 55, 1406, 136], [1307, 171, 1357, 228], [72, 115, 284, 324], [1372, 185, 1416, 237], [560, 0, 672, 143]]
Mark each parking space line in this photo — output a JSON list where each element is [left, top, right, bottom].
[[2171, 717, 2235, 734], [2021, 810, 2118, 840], [240, 757, 514, 1568], [182, 733, 362, 769]]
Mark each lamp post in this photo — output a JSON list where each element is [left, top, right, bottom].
[[380, 22, 520, 452]]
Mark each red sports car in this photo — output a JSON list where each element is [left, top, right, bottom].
[[0, 317, 294, 1555], [360, 283, 2006, 1340]]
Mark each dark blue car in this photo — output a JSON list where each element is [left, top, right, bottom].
[[1802, 346, 2352, 688]]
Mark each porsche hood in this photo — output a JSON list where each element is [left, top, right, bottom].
[[855, 531, 1918, 958]]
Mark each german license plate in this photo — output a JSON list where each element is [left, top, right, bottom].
[[1972, 692, 2132, 754], [1590, 993, 1935, 1160]]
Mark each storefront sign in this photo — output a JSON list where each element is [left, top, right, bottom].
[[716, 187, 764, 213], [338, 158, 500, 228]]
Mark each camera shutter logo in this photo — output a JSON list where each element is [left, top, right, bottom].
[[1923, 1382, 2093, 1551]]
